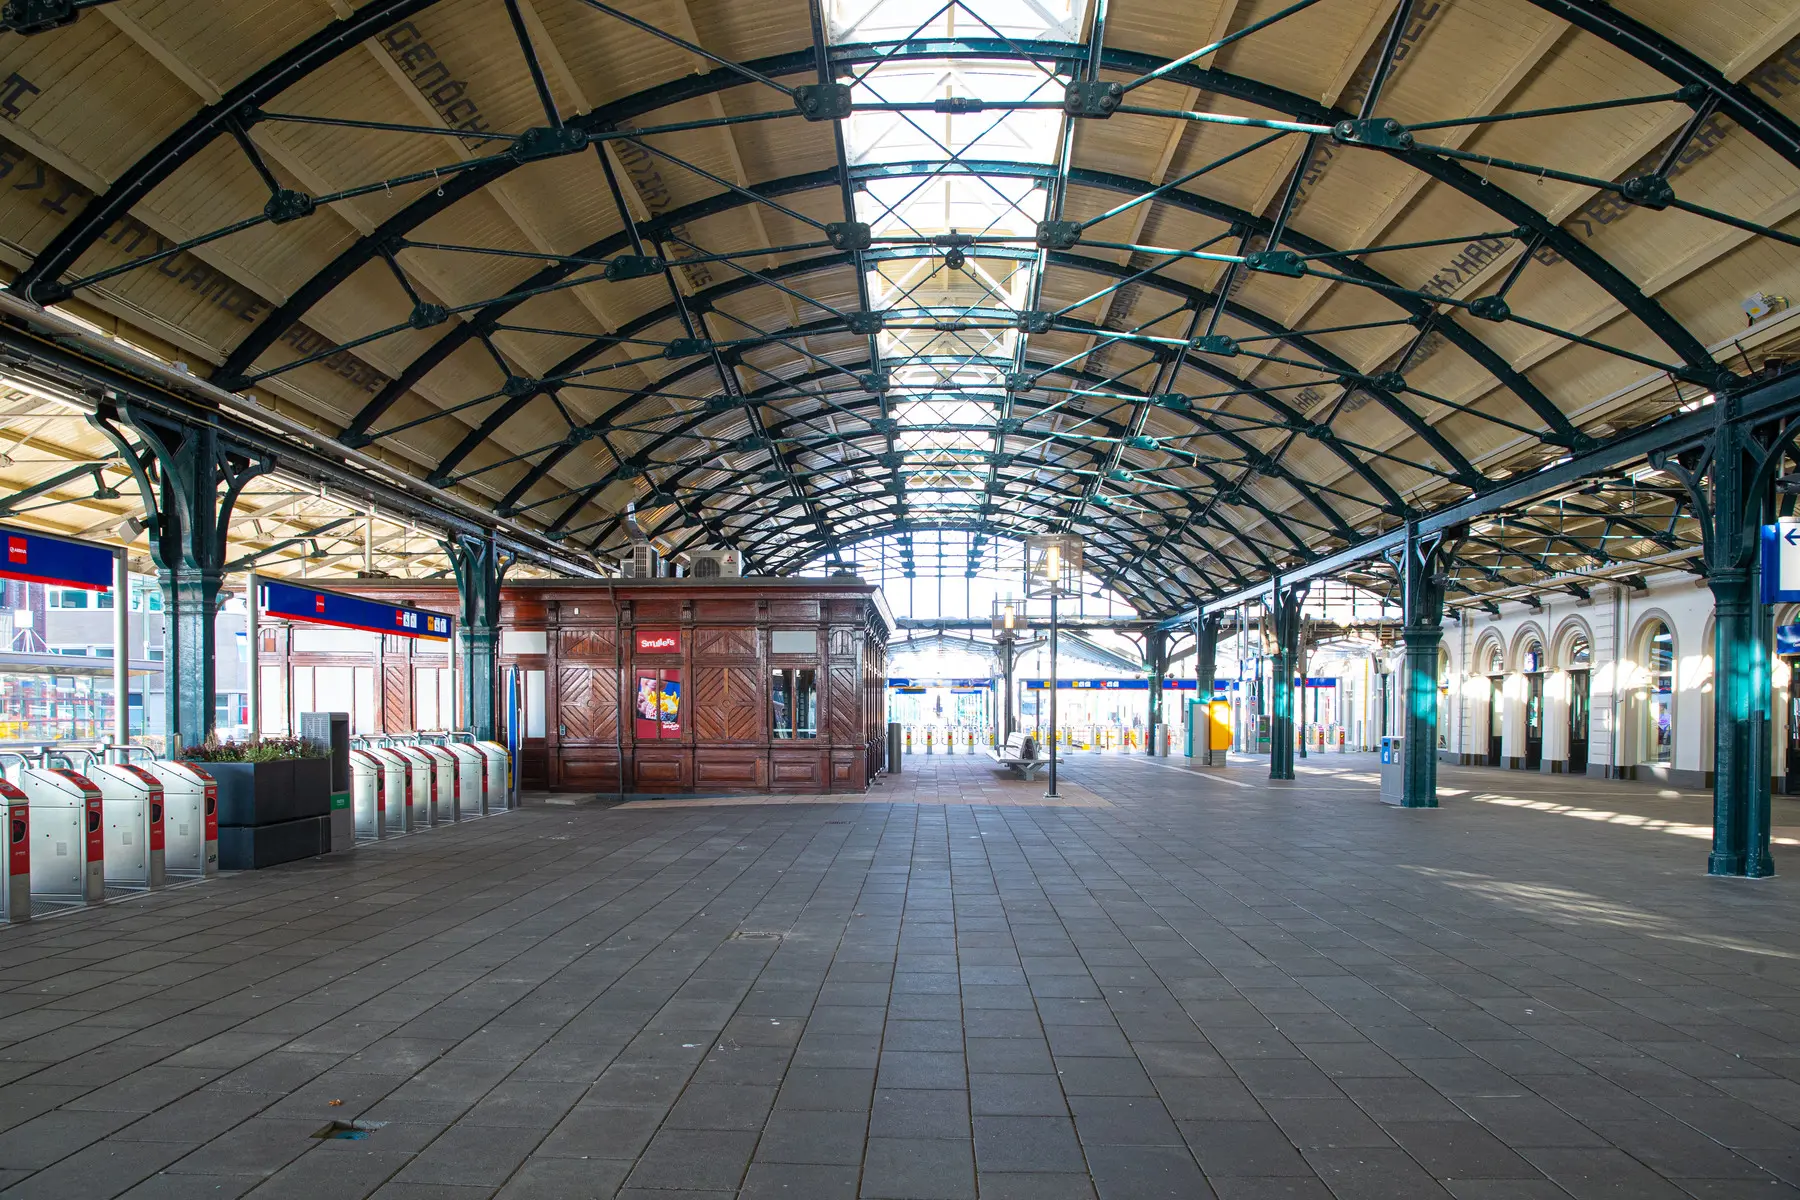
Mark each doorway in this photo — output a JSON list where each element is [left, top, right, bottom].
[[1568, 670, 1590, 775], [1522, 640, 1544, 771], [1787, 659, 1800, 794], [1487, 676, 1503, 766]]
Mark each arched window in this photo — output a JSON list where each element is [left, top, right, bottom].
[[1482, 642, 1504, 676], [1522, 640, 1544, 673], [1644, 621, 1674, 764], [1567, 634, 1590, 667]]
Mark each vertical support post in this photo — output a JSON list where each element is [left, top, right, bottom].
[[999, 637, 1016, 741], [446, 532, 513, 742], [1196, 611, 1221, 764], [1269, 580, 1307, 780], [1047, 593, 1060, 799], [1296, 630, 1309, 759], [112, 548, 128, 754], [1145, 627, 1167, 757], [1399, 522, 1454, 808], [246, 570, 259, 742]]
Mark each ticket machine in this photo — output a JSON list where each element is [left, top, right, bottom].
[[1, 778, 28, 923], [17, 766, 104, 904], [414, 742, 459, 823], [150, 760, 218, 877], [87, 762, 166, 891], [388, 744, 438, 828], [349, 748, 386, 841], [363, 744, 412, 835], [441, 740, 486, 818]]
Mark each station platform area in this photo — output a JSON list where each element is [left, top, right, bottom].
[[0, 755, 1798, 1199]]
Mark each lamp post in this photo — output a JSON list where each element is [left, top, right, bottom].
[[1026, 534, 1083, 799]]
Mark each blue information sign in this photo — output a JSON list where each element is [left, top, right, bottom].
[[0, 526, 113, 590], [260, 579, 452, 640], [1764, 522, 1800, 603], [1023, 677, 1337, 690]]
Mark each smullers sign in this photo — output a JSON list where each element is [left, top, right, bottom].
[[635, 630, 680, 654]]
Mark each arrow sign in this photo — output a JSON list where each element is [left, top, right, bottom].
[[1763, 519, 1800, 603]]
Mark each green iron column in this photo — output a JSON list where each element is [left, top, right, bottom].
[[447, 533, 514, 742], [1269, 581, 1307, 780], [1657, 400, 1781, 877], [1195, 612, 1221, 764], [1145, 627, 1167, 756], [1398, 522, 1455, 808], [91, 406, 270, 752]]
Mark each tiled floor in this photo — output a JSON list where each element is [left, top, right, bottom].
[[2, 753, 1800, 1198]]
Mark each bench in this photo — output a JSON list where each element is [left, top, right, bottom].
[[989, 731, 1053, 781]]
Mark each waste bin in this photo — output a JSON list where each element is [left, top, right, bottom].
[[1379, 736, 1405, 805]]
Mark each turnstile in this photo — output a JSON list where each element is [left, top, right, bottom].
[[364, 746, 412, 834], [442, 742, 486, 817], [1, 779, 28, 922], [389, 745, 438, 827], [472, 740, 511, 811], [349, 749, 386, 840], [18, 768, 104, 904], [151, 760, 218, 877], [88, 762, 166, 891], [415, 743, 459, 823]]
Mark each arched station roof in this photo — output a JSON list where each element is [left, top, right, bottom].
[[2, 0, 1799, 612]]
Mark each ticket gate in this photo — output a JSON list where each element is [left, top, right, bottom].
[[388, 744, 438, 827], [1, 779, 28, 923], [363, 745, 412, 834], [442, 741, 486, 818], [471, 740, 511, 811], [349, 749, 386, 841], [17, 767, 104, 904], [150, 760, 218, 877], [87, 762, 166, 891], [414, 743, 459, 823]]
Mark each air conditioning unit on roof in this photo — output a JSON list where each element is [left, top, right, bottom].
[[618, 543, 661, 578], [684, 549, 742, 579]]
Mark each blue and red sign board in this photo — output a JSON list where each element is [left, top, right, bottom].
[[260, 579, 452, 640], [0, 526, 113, 590], [1023, 678, 1339, 690]]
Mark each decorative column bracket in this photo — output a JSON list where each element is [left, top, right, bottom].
[[1268, 579, 1309, 780], [445, 532, 516, 742], [1650, 395, 1800, 878], [89, 403, 273, 752]]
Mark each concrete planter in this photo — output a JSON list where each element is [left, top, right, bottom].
[[189, 758, 332, 870]]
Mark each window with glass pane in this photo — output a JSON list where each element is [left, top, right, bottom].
[[771, 668, 817, 739], [1645, 621, 1674, 764]]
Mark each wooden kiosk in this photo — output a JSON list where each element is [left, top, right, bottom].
[[257, 577, 892, 796]]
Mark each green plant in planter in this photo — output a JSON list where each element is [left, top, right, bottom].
[[181, 736, 326, 763]]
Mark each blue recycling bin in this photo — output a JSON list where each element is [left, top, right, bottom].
[[1380, 736, 1397, 765]]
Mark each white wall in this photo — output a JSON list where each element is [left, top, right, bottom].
[[1443, 571, 1726, 783]]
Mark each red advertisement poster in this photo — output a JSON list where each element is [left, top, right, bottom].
[[634, 669, 684, 739]]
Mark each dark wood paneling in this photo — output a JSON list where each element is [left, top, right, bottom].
[[768, 599, 819, 621], [560, 628, 615, 659], [633, 600, 682, 623], [828, 664, 861, 742], [382, 663, 410, 733], [694, 667, 763, 742], [521, 743, 548, 789], [558, 752, 621, 790], [692, 626, 757, 661], [635, 752, 687, 788], [830, 751, 862, 791], [770, 749, 822, 789], [694, 599, 758, 622], [695, 751, 766, 788], [558, 665, 618, 742]]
